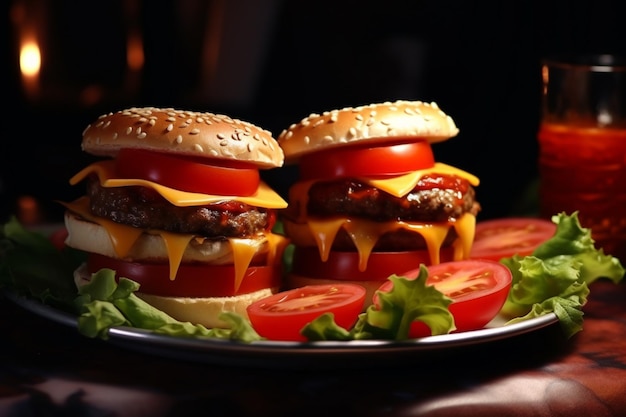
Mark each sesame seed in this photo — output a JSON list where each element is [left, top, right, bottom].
[[125, 127, 132, 135], [175, 135, 183, 144], [137, 132, 147, 139], [193, 144, 203, 152], [166, 124, 173, 132], [190, 128, 200, 135]]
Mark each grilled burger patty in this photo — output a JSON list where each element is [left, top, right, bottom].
[[85, 178, 273, 238], [303, 174, 480, 251], [307, 175, 480, 222]]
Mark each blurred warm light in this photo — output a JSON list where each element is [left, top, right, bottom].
[[127, 31, 144, 71], [19, 35, 41, 99], [16, 195, 42, 226], [20, 40, 40, 77]]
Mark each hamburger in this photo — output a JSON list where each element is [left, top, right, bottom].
[[276, 100, 481, 300], [61, 107, 289, 328]]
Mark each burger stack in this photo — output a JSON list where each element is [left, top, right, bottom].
[[276, 100, 481, 300]]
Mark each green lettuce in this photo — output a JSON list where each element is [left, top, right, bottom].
[[74, 268, 262, 342], [499, 212, 624, 337], [302, 268, 455, 341]]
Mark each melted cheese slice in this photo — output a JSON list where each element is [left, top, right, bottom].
[[288, 162, 479, 270], [70, 160, 288, 208], [303, 213, 475, 271], [62, 197, 288, 293], [365, 163, 479, 198]]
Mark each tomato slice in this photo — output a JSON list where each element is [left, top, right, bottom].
[[470, 217, 557, 262], [87, 254, 280, 297], [246, 284, 366, 341], [299, 141, 435, 181], [373, 259, 512, 337], [291, 246, 455, 281], [115, 148, 261, 196]]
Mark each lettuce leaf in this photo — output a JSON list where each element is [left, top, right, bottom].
[[74, 269, 263, 342], [302, 266, 455, 341], [0, 216, 85, 312], [499, 212, 624, 337]]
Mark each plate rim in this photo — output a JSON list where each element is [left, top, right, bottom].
[[4, 289, 559, 357]]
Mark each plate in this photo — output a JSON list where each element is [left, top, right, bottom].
[[5, 291, 560, 370]]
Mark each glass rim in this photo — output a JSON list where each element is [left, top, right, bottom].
[[542, 54, 626, 72]]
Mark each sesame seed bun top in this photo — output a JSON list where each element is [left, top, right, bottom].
[[277, 100, 459, 162], [82, 107, 284, 169]]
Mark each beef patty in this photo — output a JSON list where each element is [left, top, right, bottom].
[[303, 174, 480, 251], [85, 178, 273, 238]]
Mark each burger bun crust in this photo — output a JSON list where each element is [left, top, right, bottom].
[[277, 100, 459, 162], [82, 107, 284, 168]]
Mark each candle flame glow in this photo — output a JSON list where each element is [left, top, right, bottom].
[[20, 40, 41, 77]]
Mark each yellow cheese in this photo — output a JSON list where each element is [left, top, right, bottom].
[[70, 160, 288, 209], [304, 213, 475, 271], [364, 163, 479, 198], [61, 197, 288, 292]]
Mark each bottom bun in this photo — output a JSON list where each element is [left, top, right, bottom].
[[286, 273, 384, 310], [74, 263, 275, 329]]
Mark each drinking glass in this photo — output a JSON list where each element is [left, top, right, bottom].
[[538, 55, 626, 261]]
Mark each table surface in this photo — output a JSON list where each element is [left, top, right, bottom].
[[1, 279, 625, 417]]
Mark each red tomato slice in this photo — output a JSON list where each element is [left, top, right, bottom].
[[470, 217, 557, 262], [291, 246, 455, 280], [299, 141, 435, 181], [86, 254, 280, 297], [115, 148, 261, 196], [246, 284, 366, 341], [373, 259, 512, 338]]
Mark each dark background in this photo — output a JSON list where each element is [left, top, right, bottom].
[[2, 0, 625, 225]]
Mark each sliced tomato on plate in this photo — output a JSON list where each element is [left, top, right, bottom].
[[373, 259, 512, 338], [299, 141, 435, 181], [246, 284, 366, 341], [470, 217, 557, 262], [116, 148, 261, 196]]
